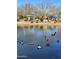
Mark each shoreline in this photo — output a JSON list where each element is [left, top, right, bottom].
[[17, 21, 61, 27]]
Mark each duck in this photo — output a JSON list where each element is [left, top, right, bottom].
[[46, 37, 51, 41], [46, 43, 50, 47], [20, 40, 24, 45], [51, 32, 56, 36], [37, 44, 42, 49], [57, 40, 60, 43]]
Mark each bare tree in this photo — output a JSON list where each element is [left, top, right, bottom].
[[17, 0, 61, 21]]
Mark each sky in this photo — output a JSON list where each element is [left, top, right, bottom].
[[17, 0, 61, 7]]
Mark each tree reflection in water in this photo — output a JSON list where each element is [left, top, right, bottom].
[[17, 25, 61, 59]]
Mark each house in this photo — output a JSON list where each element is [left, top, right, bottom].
[[26, 15, 34, 21], [48, 16, 57, 21], [43, 16, 48, 23], [43, 19, 48, 23]]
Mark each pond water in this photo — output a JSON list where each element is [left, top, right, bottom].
[[17, 26, 61, 59]]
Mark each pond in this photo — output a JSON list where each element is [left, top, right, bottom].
[[17, 25, 61, 59]]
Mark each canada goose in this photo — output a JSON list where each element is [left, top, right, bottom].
[[51, 32, 56, 36]]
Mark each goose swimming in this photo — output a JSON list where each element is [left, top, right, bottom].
[[51, 32, 56, 36]]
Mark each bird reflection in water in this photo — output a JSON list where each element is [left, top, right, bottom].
[[46, 43, 50, 47]]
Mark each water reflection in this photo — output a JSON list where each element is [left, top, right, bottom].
[[46, 43, 50, 47], [17, 25, 61, 59]]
